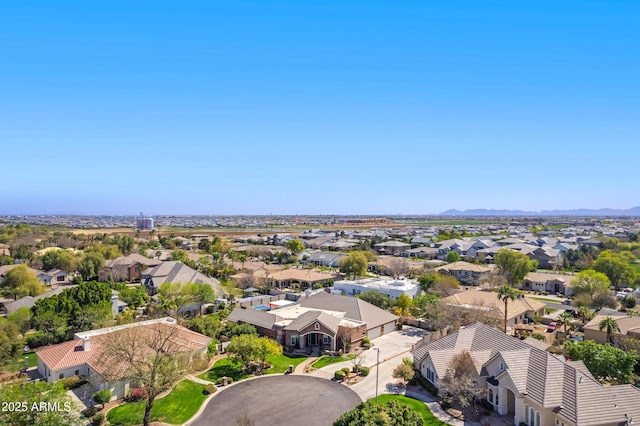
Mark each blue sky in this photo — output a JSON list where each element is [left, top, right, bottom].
[[1, 1, 639, 215]]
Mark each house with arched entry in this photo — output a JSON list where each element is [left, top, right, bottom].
[[227, 292, 397, 352], [412, 323, 640, 426]]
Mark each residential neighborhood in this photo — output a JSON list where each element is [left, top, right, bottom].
[[1, 215, 640, 426]]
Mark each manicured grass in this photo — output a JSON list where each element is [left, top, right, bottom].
[[529, 296, 561, 303], [0, 352, 37, 373], [545, 308, 558, 314], [197, 357, 251, 383], [264, 353, 307, 374], [311, 354, 356, 369], [107, 379, 208, 426], [373, 394, 448, 425]]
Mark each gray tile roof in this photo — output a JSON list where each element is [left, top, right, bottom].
[[284, 310, 342, 333], [227, 308, 280, 330], [412, 323, 640, 425], [299, 292, 397, 330], [142, 261, 221, 292]]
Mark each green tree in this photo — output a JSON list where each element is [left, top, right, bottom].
[[592, 250, 638, 291], [334, 400, 424, 426], [577, 306, 595, 325], [339, 252, 368, 280], [417, 273, 437, 292], [571, 270, 611, 299], [356, 290, 394, 310], [0, 264, 46, 300], [285, 239, 305, 255], [392, 293, 413, 317], [188, 283, 216, 316], [438, 349, 481, 416], [170, 249, 189, 263], [446, 251, 460, 263], [0, 318, 22, 363], [226, 334, 281, 371], [0, 380, 79, 425], [392, 363, 415, 385], [93, 389, 112, 410], [556, 312, 574, 335], [7, 306, 33, 334], [566, 339, 637, 384], [78, 252, 105, 280], [494, 249, 534, 285], [112, 235, 134, 256], [598, 316, 621, 344], [496, 285, 518, 333]]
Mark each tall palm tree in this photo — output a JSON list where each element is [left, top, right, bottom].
[[557, 312, 574, 335], [577, 306, 594, 325], [497, 285, 519, 333], [598, 316, 620, 344]]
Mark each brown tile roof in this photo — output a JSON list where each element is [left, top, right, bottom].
[[442, 289, 545, 321], [36, 318, 210, 377]]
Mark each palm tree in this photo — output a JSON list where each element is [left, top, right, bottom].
[[497, 285, 519, 334], [598, 316, 620, 344], [557, 312, 573, 335], [577, 306, 594, 325]]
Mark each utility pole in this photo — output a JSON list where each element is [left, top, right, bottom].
[[374, 348, 380, 404]]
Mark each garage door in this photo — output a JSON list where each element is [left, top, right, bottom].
[[368, 326, 382, 339], [383, 322, 396, 335]]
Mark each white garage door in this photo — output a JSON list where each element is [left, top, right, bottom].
[[383, 322, 396, 335], [368, 326, 382, 339]]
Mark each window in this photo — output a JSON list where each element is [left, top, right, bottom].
[[314, 323, 320, 331], [495, 391, 499, 407], [488, 389, 494, 403], [525, 405, 529, 424], [75, 370, 79, 376], [291, 336, 299, 346], [323, 335, 331, 345], [59, 373, 64, 380], [536, 412, 540, 426], [530, 408, 534, 426]]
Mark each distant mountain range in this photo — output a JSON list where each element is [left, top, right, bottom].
[[439, 206, 640, 217]]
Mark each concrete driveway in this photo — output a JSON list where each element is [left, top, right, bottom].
[[312, 326, 425, 376], [189, 375, 362, 426]]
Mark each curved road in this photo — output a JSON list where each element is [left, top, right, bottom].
[[190, 375, 362, 426]]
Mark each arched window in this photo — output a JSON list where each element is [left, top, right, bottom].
[[525, 405, 529, 424], [488, 389, 494, 403], [536, 412, 540, 426]]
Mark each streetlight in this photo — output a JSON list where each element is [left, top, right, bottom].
[[374, 348, 380, 404]]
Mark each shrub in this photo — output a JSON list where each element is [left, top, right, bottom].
[[92, 413, 105, 426], [125, 387, 148, 402], [359, 366, 370, 376], [480, 399, 494, 412], [93, 389, 112, 408], [341, 367, 351, 376], [83, 407, 98, 418], [334, 370, 346, 380], [361, 337, 371, 345], [203, 384, 217, 395], [396, 323, 403, 331], [417, 375, 438, 396], [362, 342, 371, 350], [58, 375, 84, 390]]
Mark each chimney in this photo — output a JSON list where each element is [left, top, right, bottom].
[[83, 336, 90, 351]]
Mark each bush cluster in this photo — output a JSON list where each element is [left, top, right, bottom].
[[125, 387, 148, 402], [334, 370, 346, 380], [203, 384, 217, 395]]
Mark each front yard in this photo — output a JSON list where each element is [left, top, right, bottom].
[[374, 394, 448, 426], [198, 354, 307, 383], [106, 379, 208, 426], [311, 354, 356, 369], [0, 352, 37, 373]]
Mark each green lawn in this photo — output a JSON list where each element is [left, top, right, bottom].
[[198, 354, 308, 382], [263, 354, 307, 374], [0, 352, 37, 373], [107, 379, 208, 426], [197, 357, 251, 383], [311, 354, 356, 369], [529, 296, 560, 303], [373, 394, 448, 425]]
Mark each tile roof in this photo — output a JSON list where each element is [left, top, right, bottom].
[[142, 261, 221, 291], [412, 323, 640, 426], [36, 318, 210, 377], [442, 289, 545, 321], [299, 292, 397, 330]]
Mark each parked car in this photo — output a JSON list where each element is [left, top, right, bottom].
[[562, 299, 572, 305], [547, 321, 557, 333], [616, 291, 627, 299]]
